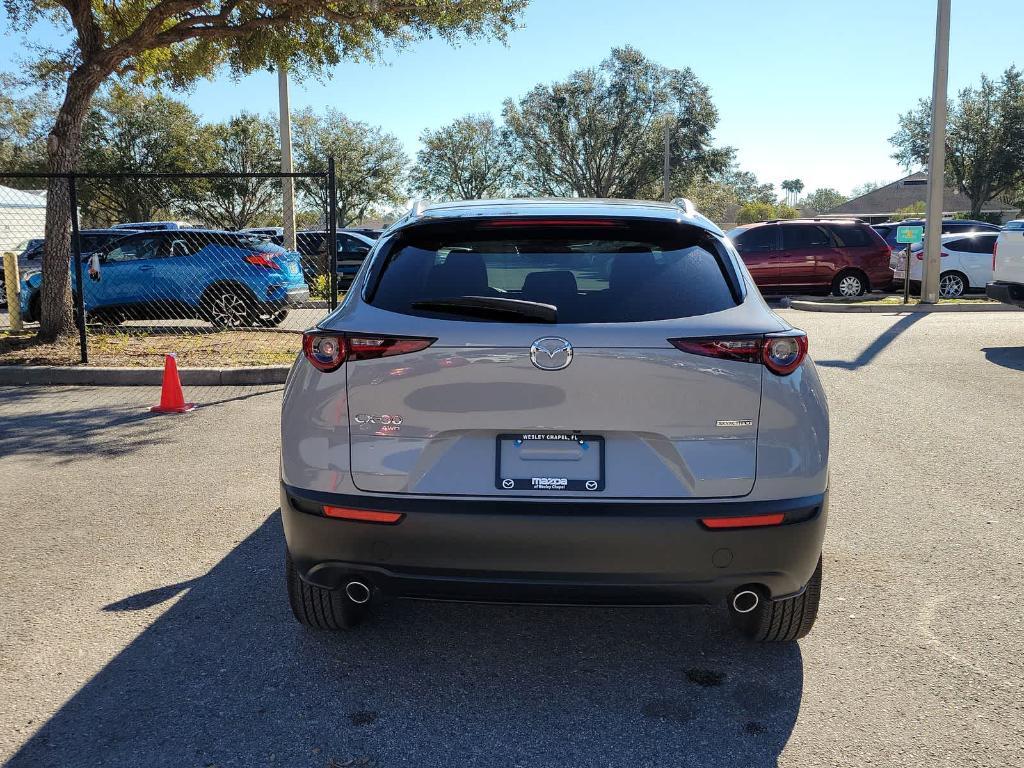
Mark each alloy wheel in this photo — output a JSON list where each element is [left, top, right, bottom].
[[210, 291, 250, 327], [939, 273, 965, 298]]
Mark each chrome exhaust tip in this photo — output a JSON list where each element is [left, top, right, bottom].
[[345, 581, 371, 604], [731, 589, 760, 614]]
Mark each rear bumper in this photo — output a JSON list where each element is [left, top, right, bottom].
[[281, 484, 828, 606], [265, 285, 309, 308], [986, 281, 1024, 307]]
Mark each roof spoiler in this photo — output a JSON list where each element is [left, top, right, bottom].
[[670, 197, 698, 216]]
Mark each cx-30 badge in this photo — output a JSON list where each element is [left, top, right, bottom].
[[530, 337, 573, 371]]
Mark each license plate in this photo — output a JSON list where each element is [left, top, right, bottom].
[[495, 433, 604, 491]]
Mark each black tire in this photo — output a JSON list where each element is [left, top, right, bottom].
[[939, 271, 968, 298], [832, 271, 868, 297], [256, 309, 289, 327], [733, 556, 822, 642], [203, 285, 256, 328], [285, 549, 366, 630]]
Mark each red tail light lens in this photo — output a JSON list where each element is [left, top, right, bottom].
[[762, 333, 808, 375], [245, 253, 280, 269], [478, 218, 622, 228], [347, 336, 435, 361], [302, 331, 435, 372], [303, 332, 347, 372], [669, 338, 761, 363], [669, 332, 807, 376]]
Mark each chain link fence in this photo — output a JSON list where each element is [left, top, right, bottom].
[[1, 168, 350, 367]]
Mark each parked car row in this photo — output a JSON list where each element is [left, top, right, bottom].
[[17, 229, 309, 328], [987, 220, 1024, 308], [728, 218, 892, 296], [727, 216, 1008, 299], [5, 220, 386, 320]]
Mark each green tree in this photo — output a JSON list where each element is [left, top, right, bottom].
[[77, 88, 207, 226], [0, 79, 53, 182], [892, 201, 926, 220], [716, 164, 776, 205], [850, 180, 884, 198], [503, 46, 730, 198], [2, 0, 525, 338], [736, 201, 798, 225], [801, 188, 847, 214], [890, 66, 1024, 218], [780, 179, 804, 206], [411, 114, 516, 200], [292, 108, 407, 227], [184, 113, 281, 230]]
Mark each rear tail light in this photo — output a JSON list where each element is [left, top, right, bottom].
[[993, 241, 998, 271], [669, 332, 808, 376], [302, 331, 435, 372], [245, 253, 280, 269], [914, 250, 923, 260]]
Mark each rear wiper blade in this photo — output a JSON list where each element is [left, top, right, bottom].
[[411, 296, 557, 323]]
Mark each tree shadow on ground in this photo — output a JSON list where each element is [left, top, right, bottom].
[[982, 346, 1024, 372], [7, 513, 805, 768], [815, 312, 926, 370]]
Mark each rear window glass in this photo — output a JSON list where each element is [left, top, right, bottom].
[[368, 222, 737, 323], [1004, 221, 1024, 231], [827, 224, 874, 247]]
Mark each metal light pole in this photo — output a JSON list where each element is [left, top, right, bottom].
[[921, 0, 951, 303], [662, 119, 671, 202], [278, 62, 297, 251]]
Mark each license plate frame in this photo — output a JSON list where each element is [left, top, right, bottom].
[[495, 432, 605, 492]]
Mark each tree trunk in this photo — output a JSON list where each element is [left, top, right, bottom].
[[39, 67, 105, 341]]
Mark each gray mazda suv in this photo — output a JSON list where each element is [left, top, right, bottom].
[[280, 198, 829, 642]]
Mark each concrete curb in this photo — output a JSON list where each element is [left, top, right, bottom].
[[0, 365, 291, 386], [790, 300, 1019, 313]]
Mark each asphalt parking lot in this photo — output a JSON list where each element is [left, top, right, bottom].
[[1, 309, 1022, 768]]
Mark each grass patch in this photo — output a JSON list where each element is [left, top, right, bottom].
[[839, 294, 991, 307], [0, 329, 300, 367]]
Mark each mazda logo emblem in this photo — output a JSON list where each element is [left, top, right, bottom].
[[530, 337, 573, 371]]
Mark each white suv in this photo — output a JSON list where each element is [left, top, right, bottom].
[[987, 221, 1024, 307]]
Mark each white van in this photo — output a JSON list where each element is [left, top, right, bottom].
[[987, 221, 1024, 307]]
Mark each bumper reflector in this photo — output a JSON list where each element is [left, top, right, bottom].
[[323, 506, 404, 524], [700, 513, 784, 529]]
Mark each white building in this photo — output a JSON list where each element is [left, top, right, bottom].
[[0, 185, 47, 254]]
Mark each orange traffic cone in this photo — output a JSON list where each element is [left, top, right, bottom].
[[150, 354, 196, 413]]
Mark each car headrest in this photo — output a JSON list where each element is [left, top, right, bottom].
[[424, 251, 490, 296], [609, 252, 657, 292], [521, 270, 579, 303]]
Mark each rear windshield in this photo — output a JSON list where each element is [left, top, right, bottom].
[[367, 221, 737, 323]]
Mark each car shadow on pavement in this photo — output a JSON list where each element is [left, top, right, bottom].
[[982, 346, 1024, 371], [815, 312, 926, 370], [7, 514, 804, 768], [0, 389, 172, 461]]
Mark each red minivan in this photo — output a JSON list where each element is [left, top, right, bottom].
[[728, 219, 893, 296]]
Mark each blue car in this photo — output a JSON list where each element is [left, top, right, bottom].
[[20, 229, 308, 327]]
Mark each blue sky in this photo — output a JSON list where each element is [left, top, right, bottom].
[[3, 0, 1022, 197]]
